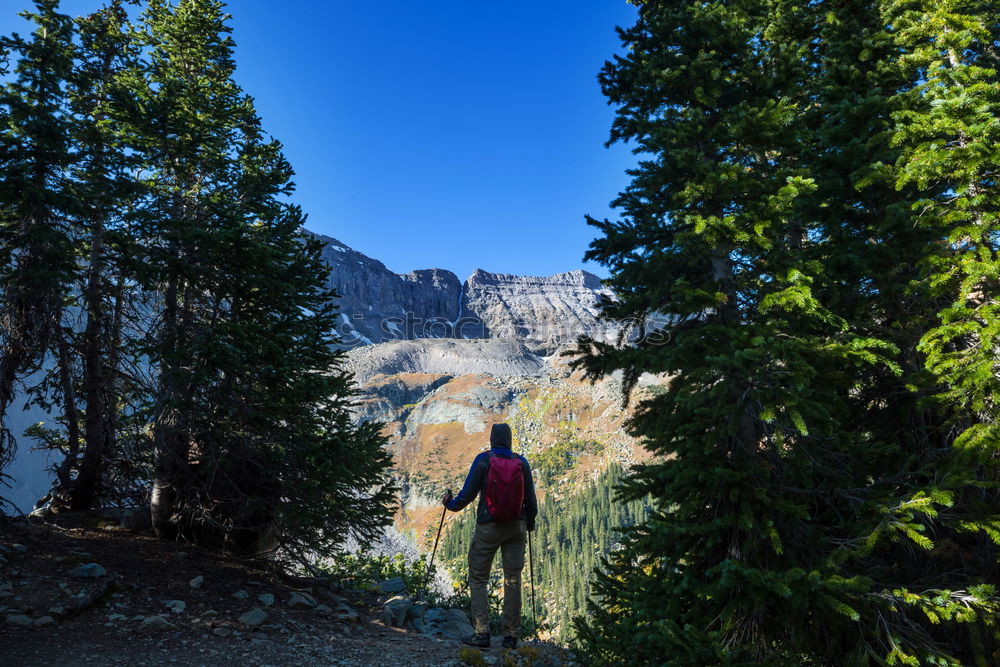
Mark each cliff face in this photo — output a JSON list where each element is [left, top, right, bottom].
[[315, 234, 463, 347], [461, 268, 616, 355], [312, 233, 616, 356]]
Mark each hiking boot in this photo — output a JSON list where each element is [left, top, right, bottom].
[[463, 632, 490, 648], [501, 636, 517, 649]]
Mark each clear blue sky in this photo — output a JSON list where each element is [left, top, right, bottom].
[[2, 1, 638, 280]]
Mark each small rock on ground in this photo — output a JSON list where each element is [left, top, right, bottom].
[[164, 600, 186, 613], [239, 608, 268, 627], [287, 591, 316, 609], [380, 595, 413, 627], [376, 577, 407, 595], [5, 614, 34, 628], [69, 563, 106, 578], [139, 615, 177, 632]]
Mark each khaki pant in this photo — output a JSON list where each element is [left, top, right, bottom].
[[468, 519, 526, 637]]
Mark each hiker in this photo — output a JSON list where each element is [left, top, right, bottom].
[[442, 422, 538, 650]]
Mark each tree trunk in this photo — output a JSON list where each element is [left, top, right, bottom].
[[710, 249, 739, 327], [0, 335, 27, 428], [151, 268, 179, 537], [150, 203, 190, 541], [70, 212, 109, 511], [104, 273, 126, 465], [54, 315, 81, 495]]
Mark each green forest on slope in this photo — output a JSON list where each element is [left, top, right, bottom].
[[439, 462, 649, 643]]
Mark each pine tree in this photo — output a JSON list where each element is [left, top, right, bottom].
[[0, 0, 395, 555], [120, 0, 246, 537], [123, 0, 395, 553], [0, 0, 77, 490], [573, 1, 858, 661], [177, 121, 397, 553], [883, 0, 1000, 654], [887, 0, 1000, 467], [574, 0, 999, 663], [62, 0, 143, 511]]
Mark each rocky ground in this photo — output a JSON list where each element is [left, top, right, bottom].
[[0, 514, 577, 667]]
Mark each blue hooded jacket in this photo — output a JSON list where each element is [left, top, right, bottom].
[[446, 424, 539, 530]]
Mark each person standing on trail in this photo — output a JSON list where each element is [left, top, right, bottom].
[[441, 422, 538, 650]]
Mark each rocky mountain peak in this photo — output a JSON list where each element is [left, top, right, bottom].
[[310, 232, 616, 355], [400, 268, 460, 288], [465, 268, 605, 291]]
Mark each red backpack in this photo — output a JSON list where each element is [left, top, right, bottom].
[[484, 453, 525, 522]]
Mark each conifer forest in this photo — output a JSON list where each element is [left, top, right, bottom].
[[0, 0, 395, 556], [1, 0, 999, 665]]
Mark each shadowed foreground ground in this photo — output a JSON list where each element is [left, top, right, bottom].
[[0, 514, 571, 667]]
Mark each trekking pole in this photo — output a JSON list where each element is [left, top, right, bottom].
[[423, 500, 448, 600], [528, 529, 538, 640]]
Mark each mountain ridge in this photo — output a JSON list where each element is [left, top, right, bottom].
[[312, 232, 605, 287], [310, 231, 616, 355]]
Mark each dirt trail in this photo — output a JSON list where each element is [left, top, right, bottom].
[[0, 515, 573, 667]]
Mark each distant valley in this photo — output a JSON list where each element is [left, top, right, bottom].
[[315, 233, 661, 550]]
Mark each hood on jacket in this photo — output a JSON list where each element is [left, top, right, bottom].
[[489, 423, 512, 448]]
